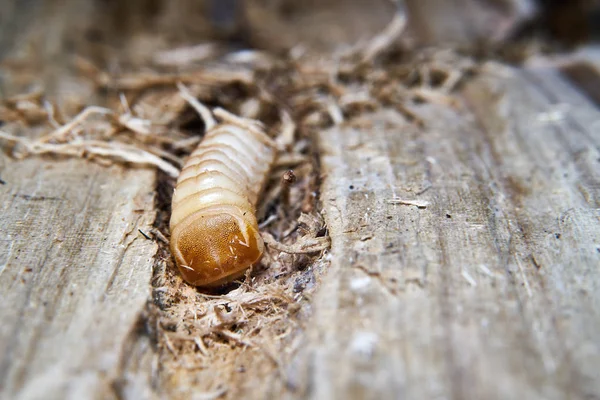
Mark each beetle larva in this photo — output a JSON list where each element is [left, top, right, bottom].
[[170, 106, 276, 287]]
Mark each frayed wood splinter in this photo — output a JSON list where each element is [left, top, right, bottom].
[[387, 198, 429, 209], [261, 232, 330, 254]]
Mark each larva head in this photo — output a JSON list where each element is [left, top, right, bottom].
[[170, 206, 264, 287]]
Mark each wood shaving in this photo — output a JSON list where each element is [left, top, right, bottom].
[[153, 43, 219, 67], [262, 233, 330, 254], [192, 387, 228, 400], [177, 82, 216, 130], [0, 131, 180, 177], [359, 11, 407, 63], [387, 198, 430, 209]]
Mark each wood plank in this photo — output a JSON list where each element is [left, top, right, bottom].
[[296, 62, 600, 399], [0, 157, 158, 399]]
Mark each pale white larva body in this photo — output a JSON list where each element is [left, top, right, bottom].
[[169, 107, 276, 287]]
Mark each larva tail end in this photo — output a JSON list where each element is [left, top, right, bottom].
[[170, 210, 264, 287]]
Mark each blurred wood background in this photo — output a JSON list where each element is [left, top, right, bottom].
[[1, 0, 600, 399]]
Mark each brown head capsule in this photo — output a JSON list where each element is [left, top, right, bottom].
[[170, 104, 276, 287]]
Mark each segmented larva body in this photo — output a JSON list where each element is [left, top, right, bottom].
[[170, 108, 276, 287]]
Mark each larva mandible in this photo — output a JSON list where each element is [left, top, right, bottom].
[[170, 104, 276, 287]]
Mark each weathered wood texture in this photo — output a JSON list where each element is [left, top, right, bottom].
[[0, 158, 158, 399], [2, 62, 600, 399], [300, 63, 600, 399], [405, 0, 536, 45], [2, 1, 600, 397]]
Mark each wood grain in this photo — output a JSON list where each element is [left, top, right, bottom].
[[293, 62, 600, 399], [0, 158, 158, 399], [3, 2, 600, 395]]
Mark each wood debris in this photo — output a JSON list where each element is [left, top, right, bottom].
[[387, 198, 430, 209]]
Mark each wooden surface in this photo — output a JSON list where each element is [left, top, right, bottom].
[[2, 3, 600, 396], [297, 62, 600, 399], [0, 158, 157, 399], [2, 63, 600, 399]]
